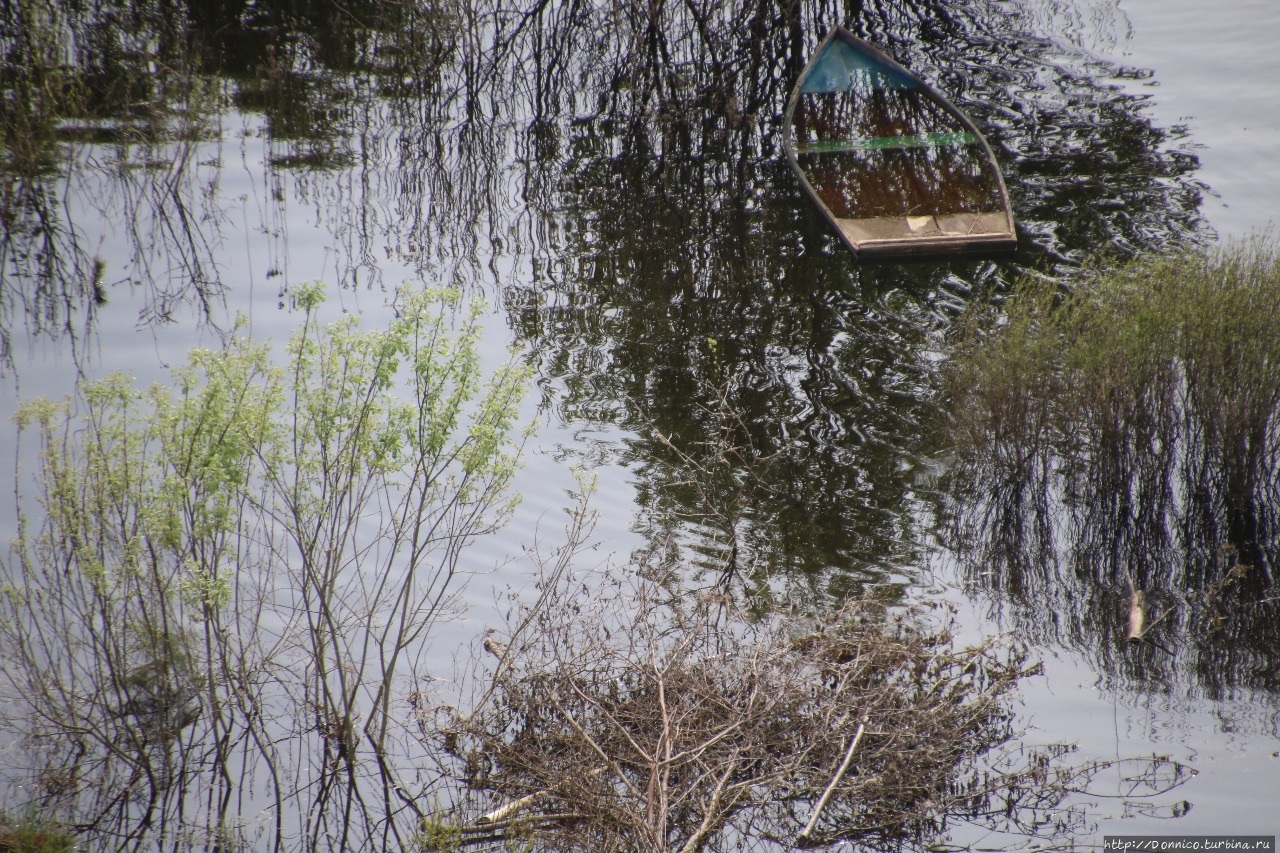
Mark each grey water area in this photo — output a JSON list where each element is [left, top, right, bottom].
[[947, 0, 1280, 842], [2, 0, 1280, 845]]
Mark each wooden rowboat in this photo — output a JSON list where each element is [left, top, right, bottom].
[[784, 26, 1016, 259]]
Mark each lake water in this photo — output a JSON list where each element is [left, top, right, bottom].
[[1, 0, 1278, 846], [1014, 0, 1280, 840], [1119, 0, 1280, 241]]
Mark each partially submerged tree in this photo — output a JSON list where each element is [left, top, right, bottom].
[[0, 283, 531, 850]]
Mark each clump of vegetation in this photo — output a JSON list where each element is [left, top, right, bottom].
[[939, 236, 1280, 686], [0, 811, 75, 853], [944, 235, 1280, 565], [0, 283, 531, 849], [412, 505, 1190, 853]]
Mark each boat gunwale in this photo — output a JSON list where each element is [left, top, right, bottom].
[[782, 25, 1016, 259]]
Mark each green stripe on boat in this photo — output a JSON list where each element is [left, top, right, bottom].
[[798, 132, 976, 152]]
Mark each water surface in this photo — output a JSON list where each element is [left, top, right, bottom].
[[1, 0, 1277, 845]]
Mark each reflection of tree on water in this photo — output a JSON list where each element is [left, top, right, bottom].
[[2, 0, 1205, 371], [0, 0, 465, 368], [793, 90, 1004, 221], [0, 0, 1218, 674], [506, 133, 941, 593], [945, 451, 1280, 703], [2, 0, 232, 368], [937, 246, 1280, 705], [497, 0, 1200, 595]]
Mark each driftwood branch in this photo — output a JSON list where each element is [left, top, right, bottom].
[[477, 766, 607, 825], [1126, 583, 1146, 642], [796, 714, 869, 846], [477, 790, 546, 825]]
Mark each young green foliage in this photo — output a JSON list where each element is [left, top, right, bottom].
[[1, 283, 531, 849]]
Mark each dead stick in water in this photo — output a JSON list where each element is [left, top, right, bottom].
[[797, 715, 869, 845], [1126, 582, 1147, 642], [477, 766, 605, 825], [477, 790, 546, 825], [1125, 566, 1176, 643]]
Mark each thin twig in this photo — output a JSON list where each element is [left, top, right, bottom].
[[797, 715, 869, 845]]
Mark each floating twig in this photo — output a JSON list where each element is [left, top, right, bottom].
[[797, 715, 869, 846]]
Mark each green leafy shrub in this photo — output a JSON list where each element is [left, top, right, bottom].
[[1, 283, 531, 848]]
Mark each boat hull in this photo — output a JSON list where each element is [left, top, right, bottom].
[[784, 27, 1016, 259]]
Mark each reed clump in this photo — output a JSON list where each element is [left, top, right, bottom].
[[0, 811, 75, 853], [941, 235, 1280, 587]]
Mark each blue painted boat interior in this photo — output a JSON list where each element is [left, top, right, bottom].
[[799, 36, 918, 94]]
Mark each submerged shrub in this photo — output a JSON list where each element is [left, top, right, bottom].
[[0, 283, 531, 849], [939, 236, 1280, 687], [944, 236, 1280, 557], [415, 550, 1190, 853]]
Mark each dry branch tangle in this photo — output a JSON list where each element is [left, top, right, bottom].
[[426, 569, 1068, 853]]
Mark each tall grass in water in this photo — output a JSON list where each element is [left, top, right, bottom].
[[940, 237, 1280, 686], [0, 811, 75, 853]]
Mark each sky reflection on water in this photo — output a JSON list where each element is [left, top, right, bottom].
[[1, 0, 1278, 845]]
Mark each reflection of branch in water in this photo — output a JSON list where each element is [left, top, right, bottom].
[[942, 246, 1280, 702], [0, 2, 236, 367], [0, 178, 102, 370], [112, 147, 227, 325]]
